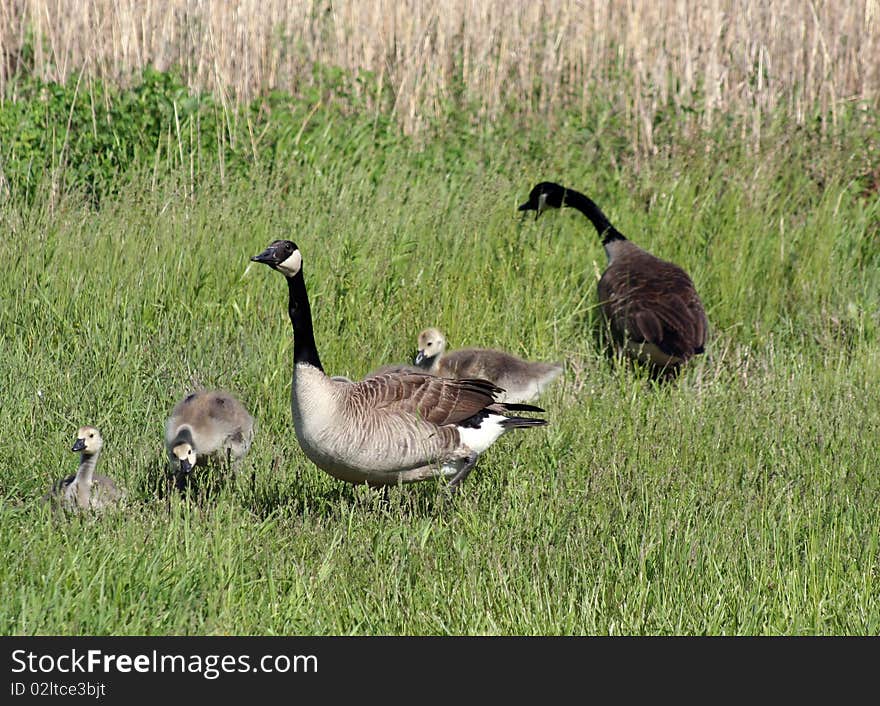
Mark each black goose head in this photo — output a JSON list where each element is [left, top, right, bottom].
[[518, 182, 566, 219], [251, 240, 302, 277]]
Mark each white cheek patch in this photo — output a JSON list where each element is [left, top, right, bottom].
[[277, 249, 302, 277]]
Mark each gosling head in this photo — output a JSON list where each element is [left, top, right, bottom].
[[171, 442, 197, 475], [517, 181, 566, 220], [251, 240, 302, 278], [414, 327, 447, 367], [71, 426, 103, 455]]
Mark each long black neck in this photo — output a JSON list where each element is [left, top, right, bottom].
[[287, 269, 323, 371], [563, 188, 626, 245]]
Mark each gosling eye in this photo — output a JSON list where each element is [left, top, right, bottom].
[[89, 433, 94, 438]]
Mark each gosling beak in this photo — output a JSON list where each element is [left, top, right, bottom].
[[179, 458, 193, 475], [71, 438, 86, 452], [414, 350, 427, 366]]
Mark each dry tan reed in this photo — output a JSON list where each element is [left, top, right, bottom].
[[1, 0, 877, 145]]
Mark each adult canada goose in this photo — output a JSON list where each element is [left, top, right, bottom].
[[518, 181, 707, 377], [250, 239, 548, 490], [164, 390, 255, 479], [44, 426, 123, 512], [414, 327, 563, 403]]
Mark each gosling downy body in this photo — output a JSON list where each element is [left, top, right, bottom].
[[251, 239, 548, 490], [165, 390, 255, 476], [519, 181, 707, 377], [414, 327, 563, 403], [44, 426, 123, 512]]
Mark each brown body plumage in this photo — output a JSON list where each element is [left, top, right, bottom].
[[331, 362, 423, 383], [519, 181, 707, 377]]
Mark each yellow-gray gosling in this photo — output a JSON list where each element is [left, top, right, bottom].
[[164, 390, 255, 478], [44, 426, 123, 512]]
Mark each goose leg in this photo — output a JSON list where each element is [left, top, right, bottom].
[[447, 452, 479, 494]]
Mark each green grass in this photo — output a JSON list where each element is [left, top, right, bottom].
[[1, 111, 879, 635]]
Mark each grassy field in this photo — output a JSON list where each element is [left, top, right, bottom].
[[1, 103, 879, 635]]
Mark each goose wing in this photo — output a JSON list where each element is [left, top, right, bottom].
[[598, 259, 707, 359], [347, 372, 502, 426]]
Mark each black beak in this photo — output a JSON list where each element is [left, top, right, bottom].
[[414, 350, 426, 366], [71, 438, 86, 452], [518, 200, 542, 221], [180, 458, 193, 475], [250, 248, 277, 266]]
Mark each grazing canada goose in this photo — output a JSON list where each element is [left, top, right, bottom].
[[414, 327, 563, 403], [251, 239, 548, 490], [518, 181, 707, 377], [164, 390, 255, 478], [44, 426, 123, 512]]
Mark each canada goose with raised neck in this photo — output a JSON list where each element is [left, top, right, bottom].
[[414, 327, 563, 403], [44, 426, 123, 512], [518, 181, 707, 377], [165, 390, 255, 477], [250, 239, 548, 490]]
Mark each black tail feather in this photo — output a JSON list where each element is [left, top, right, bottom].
[[489, 402, 545, 414], [500, 416, 549, 430]]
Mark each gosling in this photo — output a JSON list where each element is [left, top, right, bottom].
[[415, 327, 563, 403], [165, 390, 255, 479], [44, 426, 123, 512]]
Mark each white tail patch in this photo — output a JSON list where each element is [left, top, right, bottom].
[[456, 415, 508, 454]]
